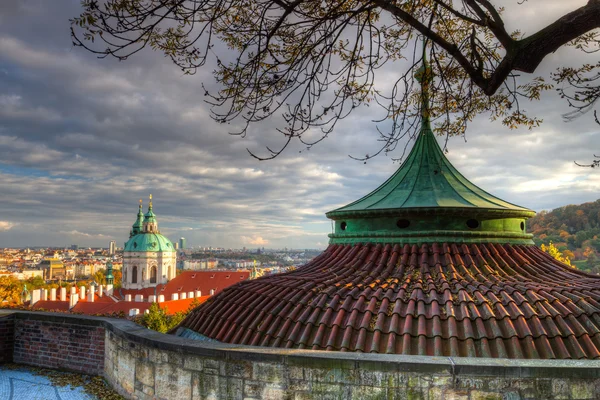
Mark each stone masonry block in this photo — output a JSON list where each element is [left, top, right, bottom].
[[222, 376, 244, 400], [116, 349, 136, 395], [253, 362, 283, 383], [470, 390, 502, 400], [184, 355, 204, 372], [358, 369, 385, 387], [350, 385, 387, 400], [155, 362, 192, 400], [552, 379, 570, 400], [442, 389, 469, 400], [192, 371, 219, 400], [571, 381, 595, 399], [204, 358, 219, 370], [289, 379, 311, 392], [244, 380, 264, 398], [135, 359, 155, 388], [226, 360, 253, 379], [288, 366, 304, 381]]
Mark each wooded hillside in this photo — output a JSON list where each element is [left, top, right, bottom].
[[528, 200, 600, 273]]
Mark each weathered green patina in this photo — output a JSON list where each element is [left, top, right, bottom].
[[124, 232, 175, 252], [124, 199, 176, 252], [327, 46, 535, 245], [130, 202, 144, 237]]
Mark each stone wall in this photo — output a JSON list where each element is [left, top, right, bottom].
[[2, 311, 600, 400], [10, 313, 105, 375], [0, 315, 15, 363]]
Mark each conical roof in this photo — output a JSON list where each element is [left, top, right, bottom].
[[329, 51, 531, 220], [175, 44, 600, 359], [327, 128, 532, 217]]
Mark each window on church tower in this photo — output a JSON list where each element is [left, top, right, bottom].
[[132, 266, 138, 284], [150, 266, 157, 284]]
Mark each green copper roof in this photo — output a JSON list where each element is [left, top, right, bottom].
[[106, 260, 114, 284], [124, 232, 176, 252], [144, 205, 157, 223], [326, 41, 534, 245], [326, 127, 533, 218], [131, 204, 144, 236], [327, 45, 533, 220]]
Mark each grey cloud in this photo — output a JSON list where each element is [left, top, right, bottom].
[[0, 0, 598, 249]]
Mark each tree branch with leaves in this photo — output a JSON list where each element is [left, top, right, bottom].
[[71, 0, 600, 160]]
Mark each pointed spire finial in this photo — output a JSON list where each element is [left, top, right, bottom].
[[139, 198, 142, 208], [149, 194, 153, 209], [414, 36, 433, 129]]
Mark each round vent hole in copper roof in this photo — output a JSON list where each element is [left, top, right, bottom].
[[466, 219, 479, 229], [396, 219, 410, 229]]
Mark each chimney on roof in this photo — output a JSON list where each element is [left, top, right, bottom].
[[135, 294, 143, 302], [195, 290, 202, 298], [88, 284, 94, 302], [30, 289, 41, 306], [181, 292, 187, 300], [128, 308, 139, 317], [125, 294, 132, 302], [80, 286, 86, 300], [60, 287, 67, 301], [171, 293, 179, 301], [188, 291, 194, 298], [41, 289, 48, 302], [106, 284, 113, 296], [210, 289, 215, 296], [69, 293, 79, 309], [98, 285, 103, 297], [148, 295, 156, 303], [50, 288, 56, 301], [157, 295, 164, 303]]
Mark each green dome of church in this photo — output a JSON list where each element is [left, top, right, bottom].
[[123, 195, 176, 252], [124, 232, 175, 252]]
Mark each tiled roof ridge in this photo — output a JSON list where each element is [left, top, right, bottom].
[[179, 243, 600, 359]]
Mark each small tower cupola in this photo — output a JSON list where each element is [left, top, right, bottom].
[[130, 199, 144, 238], [106, 260, 114, 285], [143, 194, 159, 233], [325, 42, 535, 245]]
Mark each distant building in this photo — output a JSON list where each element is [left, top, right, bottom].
[[108, 240, 116, 255], [39, 258, 66, 280], [179, 237, 186, 250], [70, 244, 78, 250], [182, 259, 219, 270], [122, 196, 177, 290], [174, 242, 179, 250]]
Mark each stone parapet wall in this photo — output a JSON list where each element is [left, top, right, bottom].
[[0, 315, 15, 363], [2, 311, 600, 399]]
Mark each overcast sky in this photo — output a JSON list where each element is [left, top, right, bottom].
[[0, 0, 599, 249]]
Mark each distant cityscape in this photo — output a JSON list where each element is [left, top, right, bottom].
[[0, 241, 322, 282]]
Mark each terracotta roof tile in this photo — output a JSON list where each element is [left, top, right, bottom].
[[179, 243, 600, 359]]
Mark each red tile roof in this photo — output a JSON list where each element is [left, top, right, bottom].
[[120, 270, 249, 300], [32, 300, 70, 312], [179, 243, 600, 359], [32, 290, 212, 316]]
